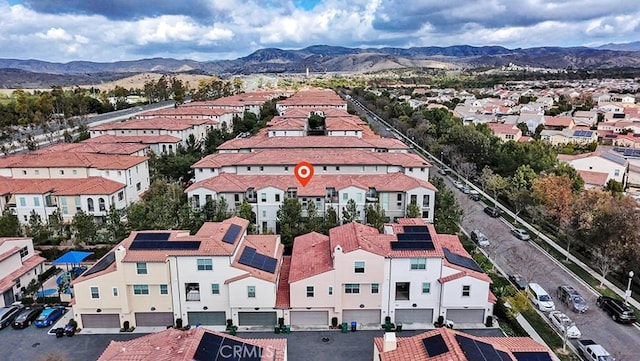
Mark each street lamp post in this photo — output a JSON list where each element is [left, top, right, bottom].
[[625, 270, 634, 305], [440, 152, 444, 165]]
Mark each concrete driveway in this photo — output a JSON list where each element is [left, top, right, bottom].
[[443, 174, 640, 360]]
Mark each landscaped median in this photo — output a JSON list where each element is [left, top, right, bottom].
[[460, 234, 581, 361]]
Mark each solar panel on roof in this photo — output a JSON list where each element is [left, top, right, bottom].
[[455, 335, 512, 361], [129, 240, 201, 250], [134, 232, 171, 241], [222, 224, 242, 244], [422, 334, 449, 357], [398, 233, 432, 242], [84, 251, 116, 276], [238, 247, 277, 274], [443, 248, 483, 273], [512, 352, 553, 361], [402, 225, 429, 233], [390, 241, 435, 250], [193, 332, 262, 361]]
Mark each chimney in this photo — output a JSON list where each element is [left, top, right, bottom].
[[383, 332, 397, 352]]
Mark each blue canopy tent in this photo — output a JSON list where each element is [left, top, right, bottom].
[[52, 251, 94, 266]]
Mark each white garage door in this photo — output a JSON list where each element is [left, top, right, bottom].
[[238, 312, 277, 326], [135, 312, 174, 327], [81, 314, 120, 328], [290, 311, 329, 326], [188, 311, 226, 326], [446, 309, 485, 323], [342, 309, 381, 325], [395, 309, 434, 324]]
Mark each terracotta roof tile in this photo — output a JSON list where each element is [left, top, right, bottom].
[[0, 246, 20, 263], [289, 232, 332, 283], [577, 170, 609, 187], [217, 135, 409, 151], [32, 142, 147, 156], [275, 256, 291, 308], [0, 254, 46, 293], [84, 134, 182, 144], [92, 117, 208, 131], [1, 152, 147, 170], [97, 327, 286, 361], [545, 116, 573, 127], [5, 177, 125, 196]]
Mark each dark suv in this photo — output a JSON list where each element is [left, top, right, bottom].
[[483, 206, 500, 218], [556, 285, 588, 313], [596, 296, 637, 323]]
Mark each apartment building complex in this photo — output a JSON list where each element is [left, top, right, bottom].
[[0, 237, 47, 306], [186, 88, 437, 232], [71, 218, 494, 330]]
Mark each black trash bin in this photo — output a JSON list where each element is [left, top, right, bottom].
[[55, 328, 65, 338], [350, 322, 357, 332]]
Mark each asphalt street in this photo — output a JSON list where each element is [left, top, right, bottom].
[[445, 175, 640, 360]]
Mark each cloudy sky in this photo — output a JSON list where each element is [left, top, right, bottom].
[[1, 0, 639, 63]]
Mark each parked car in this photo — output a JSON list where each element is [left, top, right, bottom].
[[556, 285, 589, 313], [577, 339, 614, 361], [11, 305, 44, 329], [470, 229, 490, 247], [548, 311, 581, 338], [483, 206, 501, 218], [468, 190, 480, 201], [438, 168, 449, 175], [0, 304, 24, 329], [510, 228, 530, 241], [34, 306, 65, 328], [453, 180, 464, 190], [508, 274, 528, 290], [596, 296, 637, 324]]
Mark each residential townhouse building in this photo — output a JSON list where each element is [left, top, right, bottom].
[[374, 327, 553, 361], [486, 123, 522, 142], [183, 91, 290, 116], [279, 220, 494, 330], [89, 117, 213, 144], [275, 88, 347, 115], [135, 106, 239, 131], [71, 217, 285, 330], [0, 237, 47, 306], [573, 110, 598, 127], [0, 152, 149, 224], [83, 134, 182, 155], [540, 128, 597, 146], [558, 150, 628, 188], [186, 149, 436, 232]]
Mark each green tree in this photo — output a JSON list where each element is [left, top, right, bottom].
[[71, 210, 97, 245], [365, 203, 386, 232], [304, 201, 322, 233], [126, 179, 187, 230], [27, 211, 49, 243], [322, 206, 339, 234], [604, 179, 623, 196], [552, 162, 584, 192], [105, 204, 126, 242], [237, 200, 256, 234], [277, 198, 303, 247], [431, 176, 463, 234], [406, 199, 421, 218], [342, 199, 358, 224], [483, 168, 507, 208], [533, 174, 575, 260], [0, 209, 21, 237], [177, 203, 204, 234]]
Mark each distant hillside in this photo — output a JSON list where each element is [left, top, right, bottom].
[[2, 44, 640, 88]]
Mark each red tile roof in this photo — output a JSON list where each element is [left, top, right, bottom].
[[275, 256, 291, 308], [577, 170, 609, 187], [0, 152, 147, 170], [230, 234, 284, 283], [374, 327, 552, 361], [97, 327, 287, 361], [329, 222, 388, 256], [216, 135, 410, 151], [0, 253, 46, 293], [289, 232, 333, 283], [84, 134, 182, 144], [193, 149, 430, 168], [138, 106, 238, 118], [186, 172, 437, 196], [32, 142, 148, 156], [0, 246, 20, 263], [487, 123, 520, 135], [183, 91, 285, 108], [280, 108, 352, 118], [4, 177, 125, 196], [92, 117, 208, 131], [278, 89, 346, 107], [545, 116, 574, 128]]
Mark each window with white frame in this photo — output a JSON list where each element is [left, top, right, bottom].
[[354, 261, 365, 273], [90, 286, 99, 299], [328, 286, 333, 295], [345, 284, 360, 294], [422, 282, 431, 294], [19, 246, 28, 258], [160, 284, 168, 295], [306, 286, 314, 297], [133, 284, 150, 295], [371, 283, 379, 294], [197, 258, 213, 271], [247, 286, 256, 298], [136, 262, 147, 275], [112, 287, 118, 297], [211, 284, 220, 295], [462, 285, 471, 297], [410, 258, 426, 270]]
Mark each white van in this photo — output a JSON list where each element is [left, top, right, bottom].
[[527, 283, 555, 311]]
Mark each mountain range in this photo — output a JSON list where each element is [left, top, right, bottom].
[[2, 44, 640, 88]]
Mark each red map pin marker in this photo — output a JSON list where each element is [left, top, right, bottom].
[[294, 161, 314, 187]]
